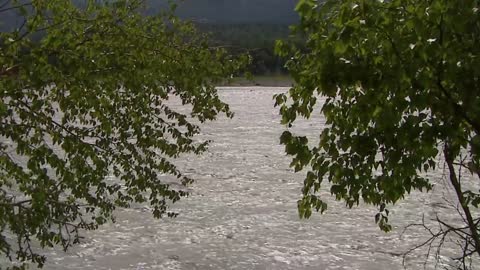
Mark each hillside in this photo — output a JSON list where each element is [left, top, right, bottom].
[[0, 1, 298, 75], [0, 0, 298, 31], [170, 0, 298, 24]]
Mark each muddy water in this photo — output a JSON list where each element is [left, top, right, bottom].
[[39, 87, 477, 269]]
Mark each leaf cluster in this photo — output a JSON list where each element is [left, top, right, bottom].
[[276, 0, 480, 235]]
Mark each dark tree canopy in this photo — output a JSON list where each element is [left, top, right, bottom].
[[276, 0, 480, 267], [0, 0, 299, 32], [0, 0, 246, 268]]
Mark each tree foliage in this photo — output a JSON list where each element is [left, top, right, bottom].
[[196, 23, 293, 75], [0, 0, 246, 268], [276, 0, 480, 266]]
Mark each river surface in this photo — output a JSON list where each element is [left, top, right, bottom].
[[33, 87, 478, 269]]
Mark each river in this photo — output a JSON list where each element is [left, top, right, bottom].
[[34, 87, 477, 269]]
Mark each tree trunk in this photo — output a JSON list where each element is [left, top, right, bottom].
[[444, 144, 480, 257]]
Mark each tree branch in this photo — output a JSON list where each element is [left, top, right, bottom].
[[444, 143, 480, 257], [0, 1, 32, 13]]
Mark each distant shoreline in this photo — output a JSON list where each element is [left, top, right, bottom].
[[219, 75, 294, 87]]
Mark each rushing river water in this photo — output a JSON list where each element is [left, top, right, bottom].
[[27, 87, 478, 269]]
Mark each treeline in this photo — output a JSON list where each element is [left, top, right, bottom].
[[146, 0, 298, 24], [1, 5, 299, 76], [196, 23, 298, 76]]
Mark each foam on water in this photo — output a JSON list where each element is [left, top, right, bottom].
[[25, 87, 479, 269]]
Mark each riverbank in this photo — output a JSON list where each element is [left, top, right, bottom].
[[221, 75, 294, 87]]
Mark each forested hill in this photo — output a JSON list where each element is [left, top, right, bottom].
[[0, 0, 298, 31], [0, 0, 298, 75], [155, 0, 298, 24]]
